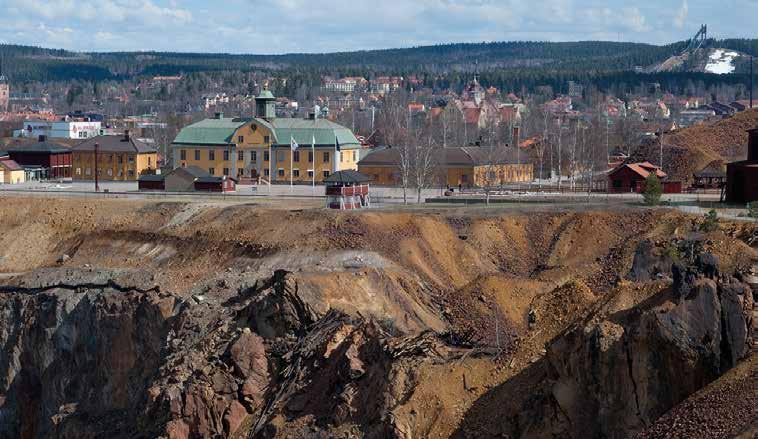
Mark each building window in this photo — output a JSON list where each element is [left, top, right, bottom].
[[238, 168, 244, 176], [352, 151, 357, 161], [307, 170, 314, 178], [128, 170, 134, 177], [118, 155, 124, 164], [323, 152, 330, 163], [263, 135, 270, 144], [107, 168, 113, 176], [322, 170, 330, 178], [238, 135, 244, 143], [223, 167, 229, 176], [293, 169, 300, 177], [76, 168, 81, 175], [264, 168, 270, 176], [85, 168, 91, 175], [278, 168, 285, 177], [209, 150, 215, 160], [223, 150, 229, 161], [148, 157, 152, 167], [308, 151, 313, 163], [180, 149, 186, 160], [251, 151, 257, 162], [128, 155, 134, 163], [263, 151, 269, 162], [277, 152, 285, 162], [194, 150, 200, 160], [293, 151, 300, 162], [238, 151, 244, 161], [209, 168, 215, 175]]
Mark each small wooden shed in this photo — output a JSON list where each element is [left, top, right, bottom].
[[324, 170, 371, 209]]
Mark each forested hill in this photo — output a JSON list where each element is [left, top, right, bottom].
[[2, 38, 758, 82]]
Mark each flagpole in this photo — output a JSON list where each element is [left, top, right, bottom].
[[311, 134, 315, 196], [268, 143, 272, 195], [290, 136, 293, 193]]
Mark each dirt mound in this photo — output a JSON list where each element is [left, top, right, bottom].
[[631, 108, 758, 182]]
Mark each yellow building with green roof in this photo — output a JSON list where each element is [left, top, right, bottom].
[[171, 86, 362, 183]]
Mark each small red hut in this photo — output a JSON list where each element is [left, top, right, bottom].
[[324, 170, 371, 210]]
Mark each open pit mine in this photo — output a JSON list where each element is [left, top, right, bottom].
[[0, 198, 754, 438]]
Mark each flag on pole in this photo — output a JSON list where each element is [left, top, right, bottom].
[[290, 135, 299, 151]]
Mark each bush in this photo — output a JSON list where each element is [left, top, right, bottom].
[[700, 209, 719, 232], [643, 174, 663, 206], [748, 201, 758, 218]]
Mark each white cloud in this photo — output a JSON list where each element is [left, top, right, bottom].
[[0, 0, 755, 53]]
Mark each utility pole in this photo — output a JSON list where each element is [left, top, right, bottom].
[[659, 131, 664, 170], [94, 142, 100, 192], [751, 55, 754, 109]]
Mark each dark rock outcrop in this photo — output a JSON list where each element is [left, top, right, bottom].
[[457, 244, 753, 439]]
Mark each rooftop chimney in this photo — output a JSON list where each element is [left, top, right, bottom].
[[38, 134, 46, 142], [748, 128, 758, 162], [512, 126, 520, 147], [123, 129, 130, 141]]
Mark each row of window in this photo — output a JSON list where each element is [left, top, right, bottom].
[[236, 135, 270, 144], [206, 167, 331, 179], [180, 149, 357, 163], [75, 167, 135, 177]]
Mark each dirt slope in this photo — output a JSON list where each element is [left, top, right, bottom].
[[632, 108, 758, 182], [0, 197, 754, 438]]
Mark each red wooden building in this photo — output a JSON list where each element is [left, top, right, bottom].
[[726, 128, 758, 204], [324, 170, 371, 209], [193, 175, 236, 192], [137, 174, 165, 191], [607, 162, 681, 194], [3, 135, 73, 179]]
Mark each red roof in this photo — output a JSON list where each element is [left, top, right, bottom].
[[613, 162, 667, 179], [0, 159, 23, 171]]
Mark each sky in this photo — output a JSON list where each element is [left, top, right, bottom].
[[0, 0, 756, 54]]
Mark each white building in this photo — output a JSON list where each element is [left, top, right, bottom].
[[16, 120, 102, 139]]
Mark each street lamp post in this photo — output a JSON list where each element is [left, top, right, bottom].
[[94, 142, 100, 192]]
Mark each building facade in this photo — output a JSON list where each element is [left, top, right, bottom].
[[71, 132, 158, 181], [358, 146, 533, 188], [172, 87, 362, 183], [18, 120, 102, 139]]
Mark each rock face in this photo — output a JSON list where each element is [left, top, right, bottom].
[[545, 273, 752, 438], [456, 242, 754, 439], [0, 268, 441, 439]]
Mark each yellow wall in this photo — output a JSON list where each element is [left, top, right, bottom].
[[268, 147, 358, 182], [174, 145, 241, 177], [358, 163, 534, 187], [73, 151, 157, 181], [2, 169, 25, 184], [473, 164, 534, 186], [173, 118, 360, 183]]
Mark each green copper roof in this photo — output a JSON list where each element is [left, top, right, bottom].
[[256, 90, 275, 100], [173, 116, 360, 150], [267, 118, 361, 150], [173, 118, 250, 145]]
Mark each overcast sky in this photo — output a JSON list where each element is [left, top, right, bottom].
[[0, 0, 756, 54]]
